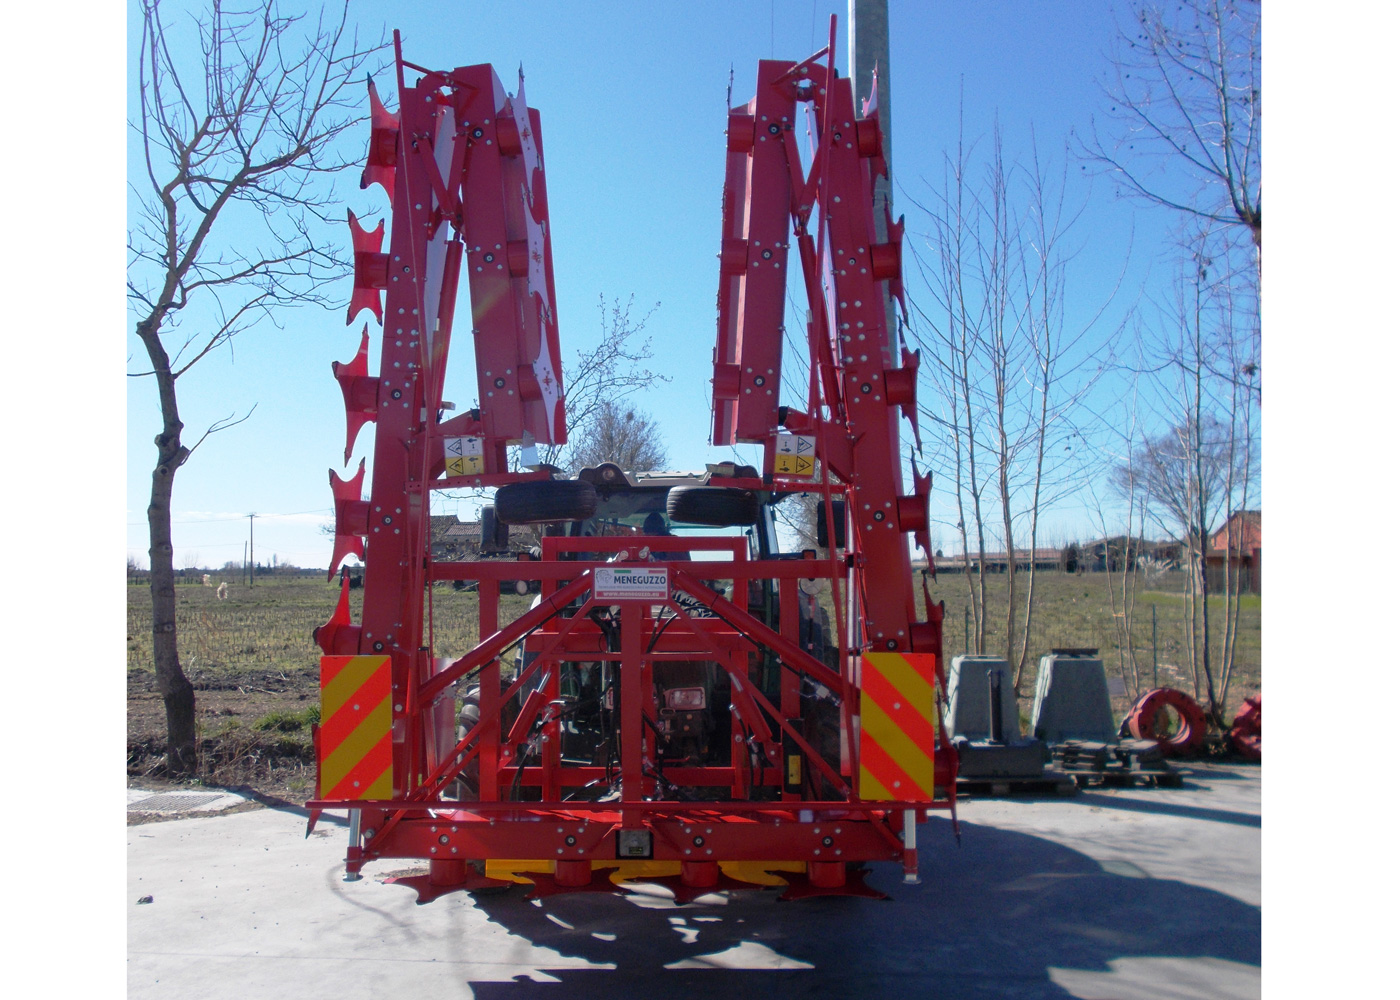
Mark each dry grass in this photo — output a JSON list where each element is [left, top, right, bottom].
[[927, 568, 1261, 718], [127, 570, 1260, 796]]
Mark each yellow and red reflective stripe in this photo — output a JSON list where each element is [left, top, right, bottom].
[[860, 660, 935, 750], [319, 655, 393, 799], [858, 729, 926, 800], [858, 653, 936, 801]]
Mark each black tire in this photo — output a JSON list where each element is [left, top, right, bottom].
[[815, 498, 847, 548], [666, 486, 759, 526], [480, 504, 510, 552], [495, 480, 598, 525]]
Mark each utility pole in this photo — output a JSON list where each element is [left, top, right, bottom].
[[848, 0, 896, 364], [248, 513, 256, 587]]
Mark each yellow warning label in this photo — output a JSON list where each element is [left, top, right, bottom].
[[787, 754, 802, 785], [775, 433, 816, 477], [445, 455, 484, 476], [775, 453, 815, 476]]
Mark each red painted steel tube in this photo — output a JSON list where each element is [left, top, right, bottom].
[[670, 569, 845, 696], [419, 571, 591, 705], [666, 600, 849, 797]]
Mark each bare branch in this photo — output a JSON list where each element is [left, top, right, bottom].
[[186, 404, 259, 458], [1080, 0, 1261, 250]]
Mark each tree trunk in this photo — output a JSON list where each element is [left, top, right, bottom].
[[140, 318, 198, 776]]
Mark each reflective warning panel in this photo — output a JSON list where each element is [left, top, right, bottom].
[[774, 433, 816, 477], [319, 655, 393, 799], [858, 652, 936, 801], [444, 436, 484, 476]]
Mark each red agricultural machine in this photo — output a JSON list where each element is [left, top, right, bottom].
[[309, 29, 957, 902]]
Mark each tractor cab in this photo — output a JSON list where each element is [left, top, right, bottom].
[[455, 464, 836, 803]]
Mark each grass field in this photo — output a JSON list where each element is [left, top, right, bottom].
[[126, 569, 1260, 797]]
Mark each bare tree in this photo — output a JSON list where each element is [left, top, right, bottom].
[[1089, 370, 1154, 702], [1215, 284, 1259, 710], [565, 400, 668, 474], [538, 295, 668, 467], [1115, 236, 1258, 722], [906, 109, 1106, 683], [129, 0, 383, 774], [1122, 416, 1241, 557], [1086, 0, 1261, 252]]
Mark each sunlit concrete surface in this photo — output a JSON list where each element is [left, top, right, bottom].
[[128, 762, 1259, 999]]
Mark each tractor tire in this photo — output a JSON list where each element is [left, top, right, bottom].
[[815, 498, 847, 548], [666, 485, 759, 527], [494, 480, 598, 525], [480, 504, 510, 552]]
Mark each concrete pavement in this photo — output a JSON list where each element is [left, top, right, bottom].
[[128, 762, 1260, 999]]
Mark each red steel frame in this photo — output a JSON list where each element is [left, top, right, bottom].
[[309, 30, 957, 902]]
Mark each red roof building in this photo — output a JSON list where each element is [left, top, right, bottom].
[[1206, 510, 1261, 596]]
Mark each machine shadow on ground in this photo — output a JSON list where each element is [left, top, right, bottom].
[[432, 815, 1260, 999]]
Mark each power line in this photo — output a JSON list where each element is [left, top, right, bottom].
[[126, 507, 331, 527]]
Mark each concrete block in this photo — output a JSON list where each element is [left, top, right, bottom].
[[1030, 654, 1118, 744], [947, 655, 1022, 740], [953, 737, 1047, 778]]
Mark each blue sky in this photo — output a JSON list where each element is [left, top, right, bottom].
[[125, 0, 1217, 570]]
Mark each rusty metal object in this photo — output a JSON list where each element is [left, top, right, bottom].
[[1125, 688, 1208, 756], [1228, 693, 1261, 760]]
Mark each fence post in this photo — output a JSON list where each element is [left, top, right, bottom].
[[1152, 603, 1158, 689]]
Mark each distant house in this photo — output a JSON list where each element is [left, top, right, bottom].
[[1206, 510, 1261, 596], [428, 515, 537, 562]]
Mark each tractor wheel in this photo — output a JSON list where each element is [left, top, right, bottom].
[[480, 504, 510, 551], [666, 486, 759, 526], [815, 498, 847, 548], [495, 480, 598, 525]]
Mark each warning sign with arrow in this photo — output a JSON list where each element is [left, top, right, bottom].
[[774, 433, 816, 477], [444, 436, 484, 476]]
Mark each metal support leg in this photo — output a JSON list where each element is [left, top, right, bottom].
[[345, 808, 364, 882], [902, 809, 920, 884]]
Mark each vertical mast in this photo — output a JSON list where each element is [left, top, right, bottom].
[[848, 0, 896, 364]]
